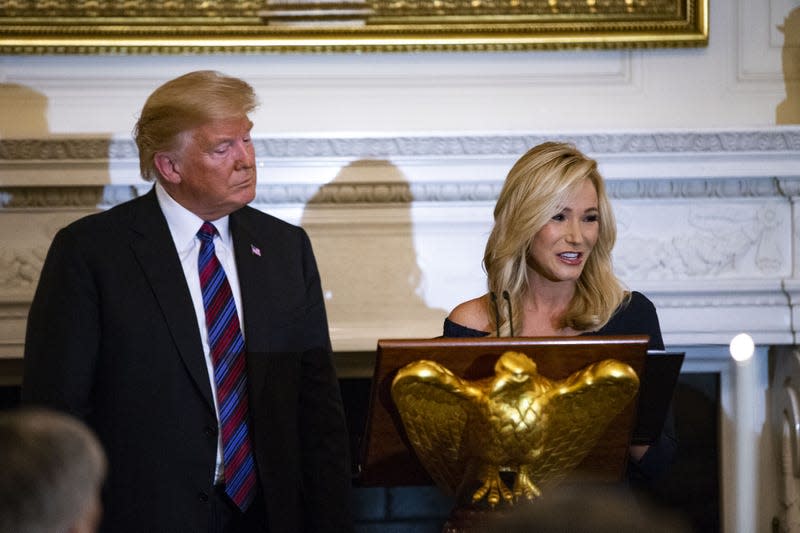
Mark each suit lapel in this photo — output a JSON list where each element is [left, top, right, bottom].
[[230, 209, 271, 408], [129, 189, 215, 411]]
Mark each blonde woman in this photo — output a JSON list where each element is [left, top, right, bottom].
[[445, 141, 673, 483]]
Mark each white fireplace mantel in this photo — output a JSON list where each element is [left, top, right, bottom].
[[2, 127, 800, 532], [2, 127, 798, 353]]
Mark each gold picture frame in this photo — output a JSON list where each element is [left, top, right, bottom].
[[0, 0, 708, 54]]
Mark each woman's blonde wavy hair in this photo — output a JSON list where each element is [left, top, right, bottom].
[[483, 141, 628, 336]]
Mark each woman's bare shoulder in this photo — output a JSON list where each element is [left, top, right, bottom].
[[448, 295, 490, 331]]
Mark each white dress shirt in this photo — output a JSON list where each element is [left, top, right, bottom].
[[155, 181, 245, 483]]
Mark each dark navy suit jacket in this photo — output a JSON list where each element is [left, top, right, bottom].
[[23, 188, 352, 533]]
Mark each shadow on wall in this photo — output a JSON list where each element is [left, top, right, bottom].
[[0, 84, 50, 138], [0, 84, 55, 311], [307, 161, 455, 532], [0, 82, 113, 194], [778, 7, 800, 124], [0, 84, 113, 368], [299, 160, 447, 342]]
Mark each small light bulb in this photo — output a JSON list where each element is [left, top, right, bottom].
[[730, 333, 755, 362]]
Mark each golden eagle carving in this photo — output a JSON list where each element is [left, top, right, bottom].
[[391, 351, 639, 507]]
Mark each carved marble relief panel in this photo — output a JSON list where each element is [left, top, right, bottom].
[[0, 210, 96, 302], [614, 200, 790, 281]]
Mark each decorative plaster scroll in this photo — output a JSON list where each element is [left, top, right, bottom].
[[278, 182, 414, 204], [0, 138, 116, 159], [0, 186, 144, 209], [0, 182, 496, 208], [259, 181, 503, 205], [0, 186, 105, 208], [779, 178, 800, 198], [607, 177, 783, 199], [187, 130, 800, 157], [1, 130, 799, 161], [0, 178, 797, 209]]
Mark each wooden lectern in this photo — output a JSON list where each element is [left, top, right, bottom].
[[359, 335, 672, 487]]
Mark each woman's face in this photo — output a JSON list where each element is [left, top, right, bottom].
[[527, 178, 600, 285]]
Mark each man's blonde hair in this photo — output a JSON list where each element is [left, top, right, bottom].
[[133, 70, 259, 182]]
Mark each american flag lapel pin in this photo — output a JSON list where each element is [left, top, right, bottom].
[[250, 244, 261, 257]]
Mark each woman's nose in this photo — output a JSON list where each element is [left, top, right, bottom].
[[565, 220, 583, 243]]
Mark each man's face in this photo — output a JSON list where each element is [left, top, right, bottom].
[[165, 115, 257, 220]]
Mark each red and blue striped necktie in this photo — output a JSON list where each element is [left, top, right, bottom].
[[197, 221, 257, 511]]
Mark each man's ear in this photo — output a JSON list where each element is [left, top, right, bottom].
[[154, 153, 181, 184]]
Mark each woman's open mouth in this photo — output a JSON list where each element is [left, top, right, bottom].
[[558, 252, 582, 265]]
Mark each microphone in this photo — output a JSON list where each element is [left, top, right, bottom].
[[502, 290, 514, 337], [490, 292, 501, 337]]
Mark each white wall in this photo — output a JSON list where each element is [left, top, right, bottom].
[[0, 1, 794, 138]]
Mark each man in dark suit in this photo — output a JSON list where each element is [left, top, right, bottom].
[[22, 71, 353, 533]]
